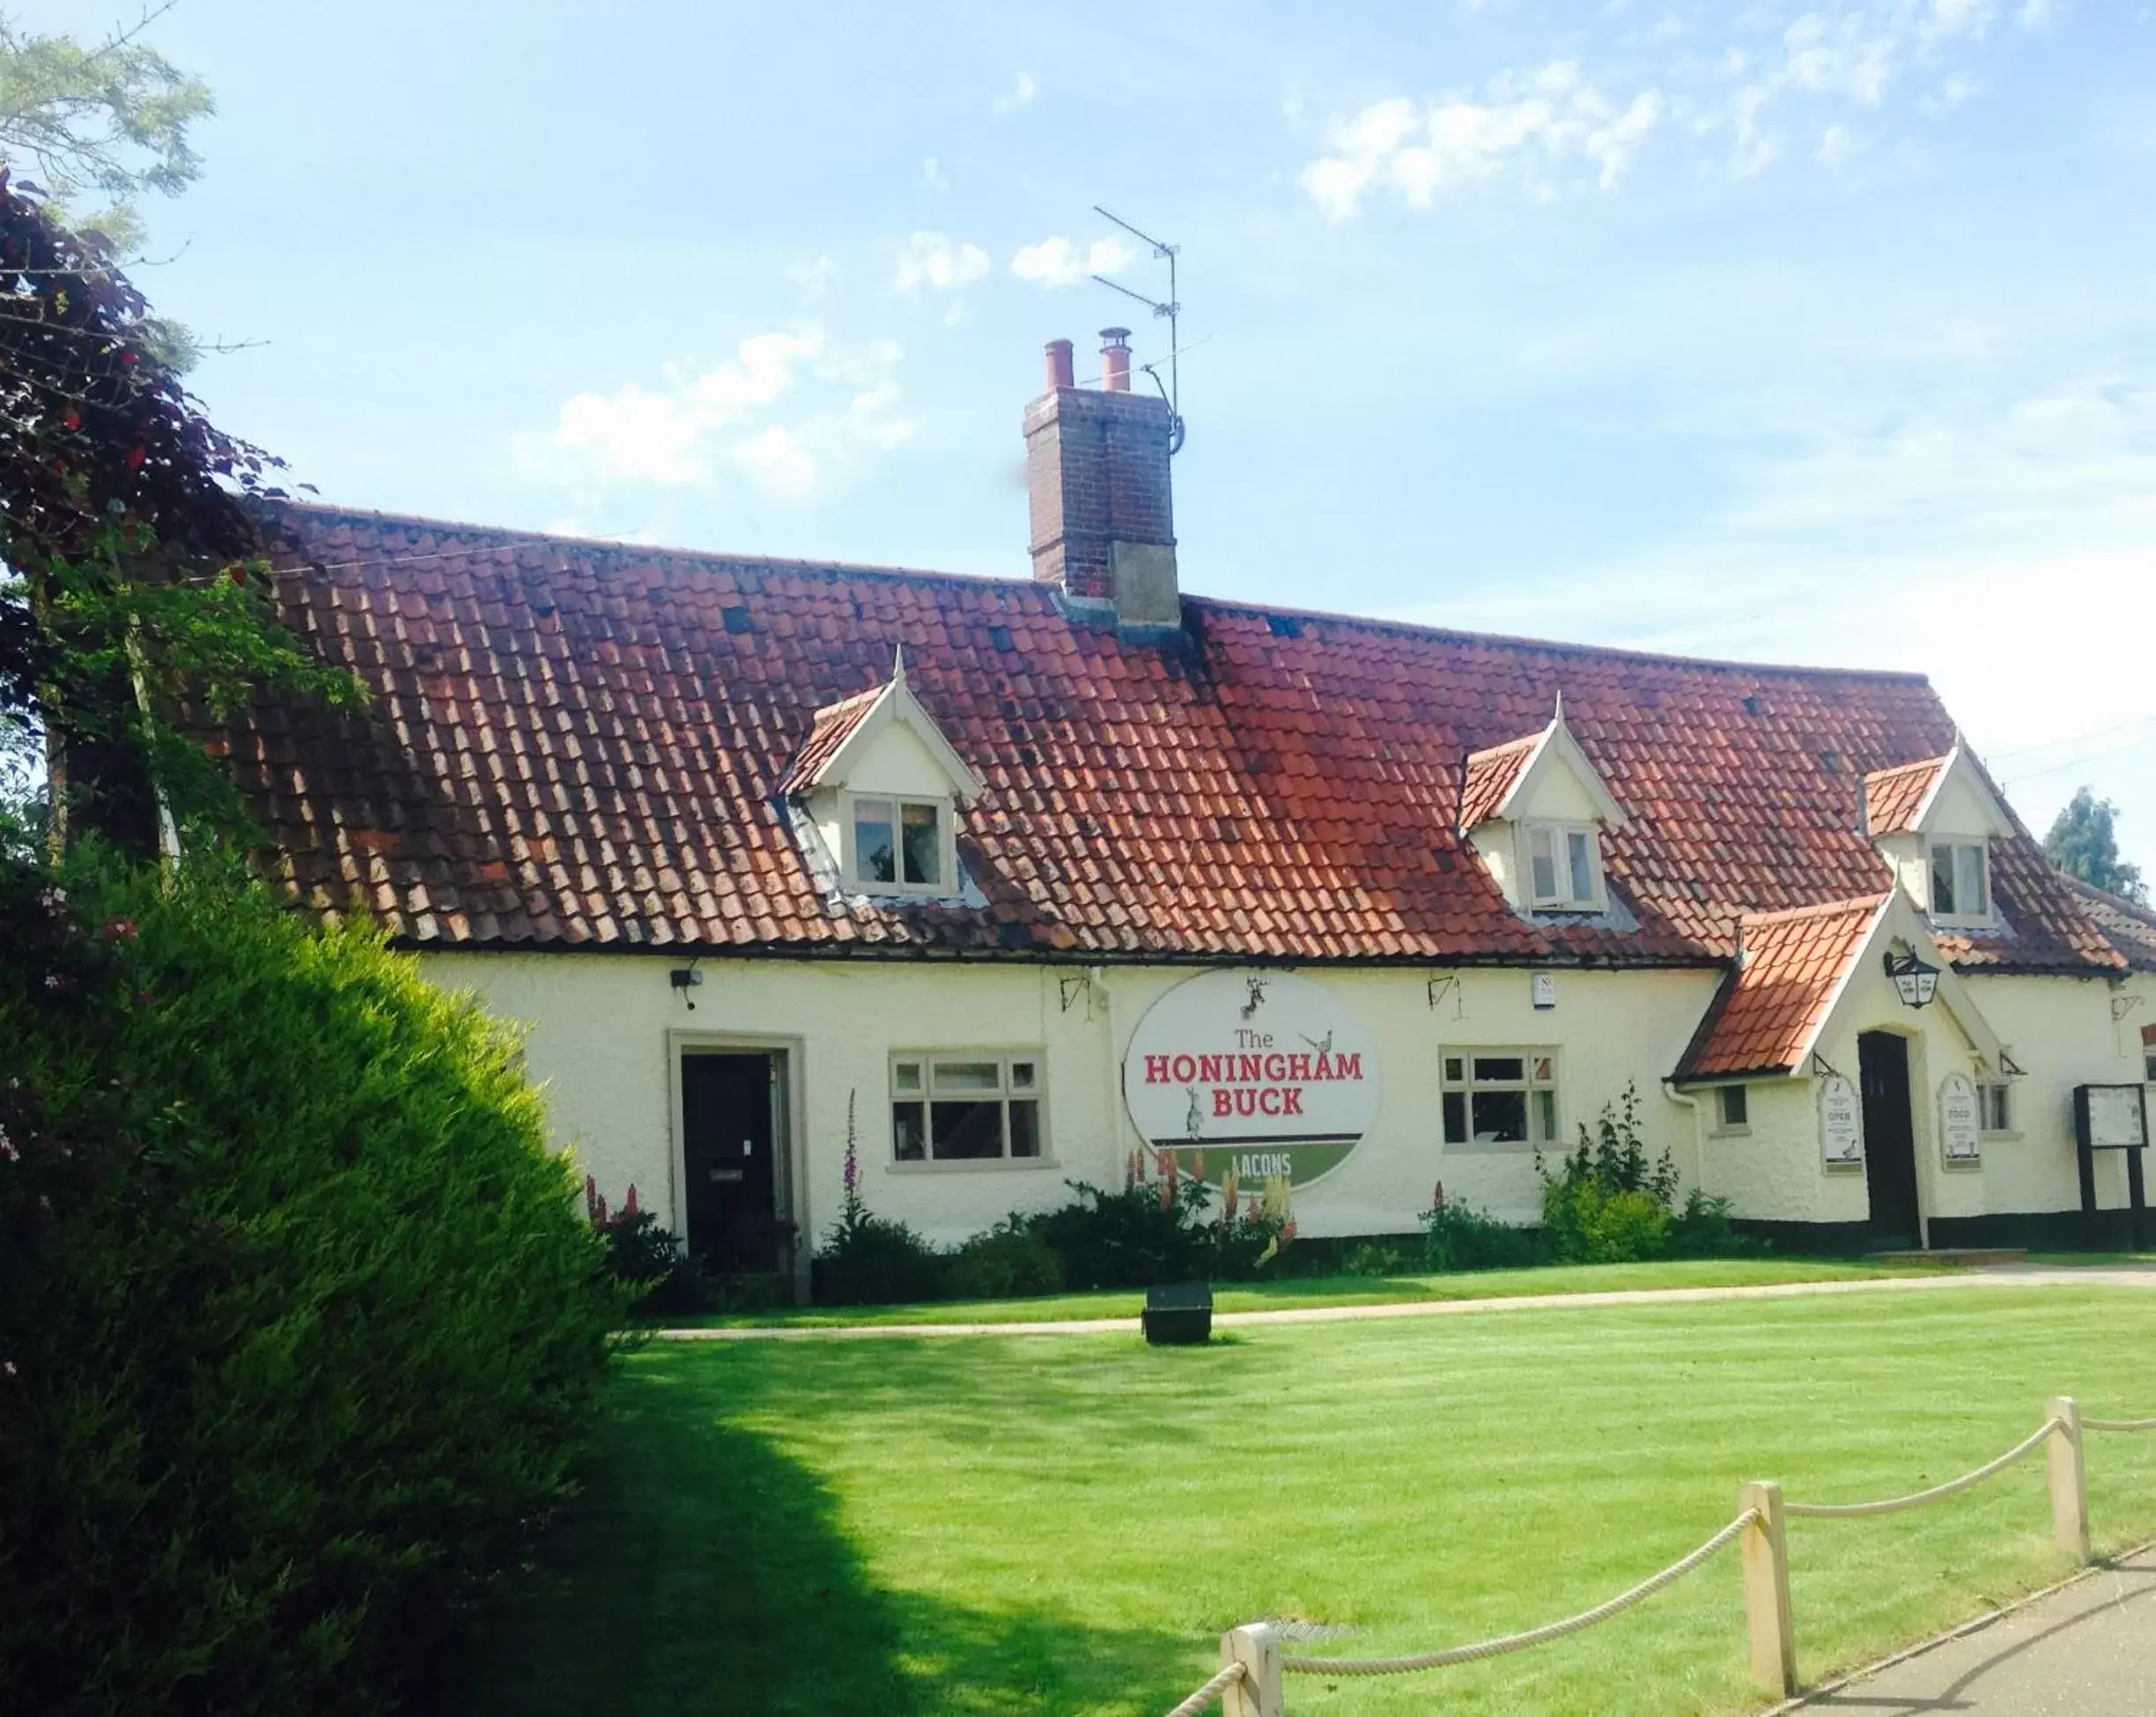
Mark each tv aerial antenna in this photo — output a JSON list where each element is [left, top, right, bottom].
[[1090, 204, 1187, 454]]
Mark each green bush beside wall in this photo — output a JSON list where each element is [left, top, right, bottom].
[[0, 851, 624, 1716]]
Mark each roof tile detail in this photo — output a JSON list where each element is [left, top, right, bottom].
[[1864, 756, 1946, 834], [1458, 733, 1538, 829], [776, 684, 882, 797], [2067, 879, 2156, 973], [1680, 895, 1890, 1080], [219, 502, 2128, 973]]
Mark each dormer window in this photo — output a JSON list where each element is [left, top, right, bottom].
[[780, 647, 986, 905], [1457, 696, 1628, 920], [1525, 822, 1603, 912], [1928, 839, 1990, 924], [851, 794, 947, 894]]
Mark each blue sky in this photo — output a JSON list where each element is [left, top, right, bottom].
[[34, 0, 2156, 874]]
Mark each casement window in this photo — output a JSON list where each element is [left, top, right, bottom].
[[1978, 1080, 2014, 1136], [1716, 1085, 1750, 1133], [1523, 822, 1602, 912], [1928, 839, 1990, 923], [1441, 1050, 1561, 1146], [849, 793, 949, 895], [890, 1053, 1044, 1164]]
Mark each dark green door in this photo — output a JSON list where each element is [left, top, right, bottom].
[[681, 1052, 779, 1272], [1858, 1031, 1921, 1249]]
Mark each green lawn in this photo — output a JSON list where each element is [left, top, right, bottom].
[[666, 1255, 1953, 1330], [468, 1286, 2156, 1716]]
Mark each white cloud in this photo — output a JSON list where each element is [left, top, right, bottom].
[[524, 328, 917, 501], [920, 156, 949, 193], [788, 254, 838, 297], [1009, 234, 1138, 287], [1923, 0, 1997, 39], [1817, 122, 1864, 165], [1302, 62, 1664, 218], [891, 231, 990, 292], [1782, 13, 1897, 107], [1312, 0, 2069, 203], [993, 71, 1037, 113]]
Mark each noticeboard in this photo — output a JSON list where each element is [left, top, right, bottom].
[[2076, 1084, 2150, 1152]]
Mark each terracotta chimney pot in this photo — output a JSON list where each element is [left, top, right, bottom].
[[1044, 338, 1074, 392], [1100, 327, 1132, 393]]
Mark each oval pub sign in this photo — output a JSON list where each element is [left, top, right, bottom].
[[1123, 969, 1381, 1192]]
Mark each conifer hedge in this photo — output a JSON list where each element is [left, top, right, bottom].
[[0, 851, 624, 1715]]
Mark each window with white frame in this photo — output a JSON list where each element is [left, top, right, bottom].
[[1928, 839, 1990, 922], [1441, 1050, 1561, 1146], [1523, 822, 1602, 912], [850, 794, 949, 895], [1716, 1085, 1750, 1132], [890, 1052, 1043, 1163], [1978, 1080, 2014, 1135]]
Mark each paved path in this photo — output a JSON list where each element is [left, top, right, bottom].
[[1789, 1548, 2156, 1714], [656, 1263, 2156, 1340]]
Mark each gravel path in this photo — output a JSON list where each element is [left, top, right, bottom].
[[653, 1262, 2156, 1341]]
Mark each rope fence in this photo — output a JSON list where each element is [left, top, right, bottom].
[[1783, 1418, 2062, 1518], [1162, 1391, 2154, 1716], [1160, 1660, 1248, 1717], [1281, 1509, 1759, 1678]]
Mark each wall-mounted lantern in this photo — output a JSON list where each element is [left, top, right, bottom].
[[1883, 947, 1940, 1009]]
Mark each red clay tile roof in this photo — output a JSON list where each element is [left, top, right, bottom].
[[1458, 733, 1539, 829], [775, 684, 882, 797], [1679, 895, 1891, 1079], [1863, 756, 1945, 834], [2068, 879, 2156, 972], [218, 501, 2130, 973]]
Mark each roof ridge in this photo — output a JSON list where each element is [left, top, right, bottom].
[[266, 498, 1939, 689], [1740, 892, 1893, 930], [1466, 732, 1543, 763], [1863, 755, 1948, 782], [2068, 874, 2156, 931], [262, 498, 1014, 591]]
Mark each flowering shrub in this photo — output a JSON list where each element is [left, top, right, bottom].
[[1420, 1183, 1548, 1271], [1538, 1085, 1753, 1264], [0, 848, 623, 1716], [812, 1093, 947, 1304]]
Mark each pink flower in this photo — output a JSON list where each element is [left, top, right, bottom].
[[623, 1183, 639, 1216], [100, 917, 138, 941]]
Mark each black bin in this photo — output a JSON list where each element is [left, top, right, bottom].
[[1142, 1280, 1213, 1345]]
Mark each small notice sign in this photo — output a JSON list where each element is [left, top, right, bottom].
[[1938, 1072, 1982, 1165], [1820, 1073, 1864, 1170]]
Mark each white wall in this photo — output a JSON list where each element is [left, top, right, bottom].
[[1696, 962, 2152, 1236], [417, 952, 1721, 1249], [416, 950, 2151, 1255]]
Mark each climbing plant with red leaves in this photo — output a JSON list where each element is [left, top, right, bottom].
[[0, 167, 357, 851]]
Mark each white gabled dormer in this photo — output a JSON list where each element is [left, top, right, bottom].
[[781, 648, 985, 900], [1458, 696, 1629, 916], [1861, 744, 2013, 932]]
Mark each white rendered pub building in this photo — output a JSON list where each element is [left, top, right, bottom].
[[226, 330, 2156, 1292]]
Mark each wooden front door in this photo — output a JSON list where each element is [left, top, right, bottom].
[[1858, 1030, 1922, 1249], [681, 1051, 782, 1273]]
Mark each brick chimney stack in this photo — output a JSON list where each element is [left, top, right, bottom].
[[1024, 328, 1179, 631]]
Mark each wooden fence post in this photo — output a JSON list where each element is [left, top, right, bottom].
[[2048, 1396, 2091, 1563], [1221, 1622, 1283, 1717], [1740, 1480, 1797, 1698]]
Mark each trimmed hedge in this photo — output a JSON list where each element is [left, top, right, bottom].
[[0, 851, 624, 1715]]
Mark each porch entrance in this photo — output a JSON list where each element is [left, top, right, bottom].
[[680, 1050, 791, 1275], [1858, 1030, 1923, 1249]]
